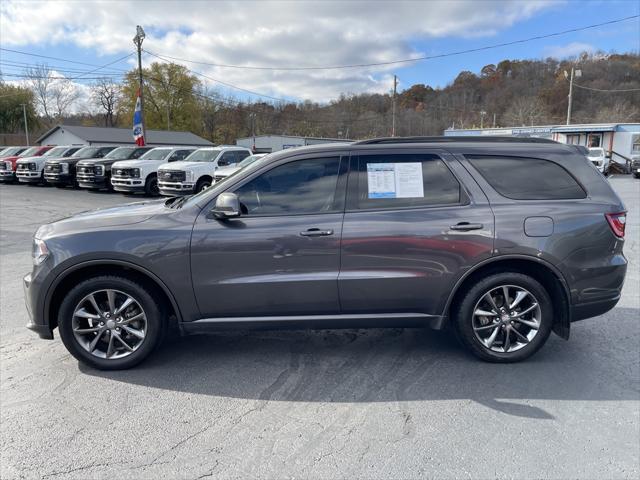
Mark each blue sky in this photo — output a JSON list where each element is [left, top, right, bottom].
[[1, 0, 638, 103]]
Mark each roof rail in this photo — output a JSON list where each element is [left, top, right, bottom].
[[353, 136, 559, 145]]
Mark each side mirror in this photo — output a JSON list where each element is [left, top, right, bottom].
[[211, 192, 241, 219]]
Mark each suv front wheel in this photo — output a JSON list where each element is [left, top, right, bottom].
[[453, 272, 553, 362], [58, 275, 165, 370]]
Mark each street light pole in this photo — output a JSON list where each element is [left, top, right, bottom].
[[133, 26, 146, 140], [20, 104, 29, 146]]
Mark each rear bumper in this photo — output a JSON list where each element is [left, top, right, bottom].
[[570, 296, 621, 322]]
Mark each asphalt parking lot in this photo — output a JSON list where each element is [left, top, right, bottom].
[[1, 178, 638, 479]]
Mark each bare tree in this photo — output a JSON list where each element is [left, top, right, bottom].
[[504, 96, 547, 126], [24, 63, 79, 123], [91, 78, 121, 127], [24, 64, 55, 122], [51, 80, 79, 119]]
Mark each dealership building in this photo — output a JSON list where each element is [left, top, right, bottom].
[[444, 123, 640, 166], [236, 134, 352, 153], [37, 125, 213, 147]]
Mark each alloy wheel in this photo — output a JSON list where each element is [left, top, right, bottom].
[[471, 285, 541, 353], [71, 289, 147, 359]]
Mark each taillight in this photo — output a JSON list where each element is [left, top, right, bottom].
[[605, 212, 626, 238]]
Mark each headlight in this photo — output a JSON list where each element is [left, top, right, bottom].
[[32, 238, 49, 266], [94, 165, 104, 175], [60, 162, 69, 174], [132, 168, 140, 178]]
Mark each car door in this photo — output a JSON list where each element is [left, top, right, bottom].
[[339, 149, 494, 317], [190, 152, 349, 318]]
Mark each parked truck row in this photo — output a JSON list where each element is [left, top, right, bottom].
[[0, 144, 261, 196]]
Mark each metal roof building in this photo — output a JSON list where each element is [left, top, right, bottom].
[[444, 123, 640, 166], [236, 134, 353, 153], [36, 125, 214, 147]]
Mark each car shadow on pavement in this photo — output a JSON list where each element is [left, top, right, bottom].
[[80, 307, 640, 420]]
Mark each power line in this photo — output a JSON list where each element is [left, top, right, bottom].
[[0, 60, 127, 76], [146, 15, 640, 71], [572, 83, 640, 93], [144, 50, 288, 102], [0, 47, 133, 70]]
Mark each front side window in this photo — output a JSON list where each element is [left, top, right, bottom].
[[234, 157, 341, 216], [355, 154, 462, 210], [467, 155, 586, 200], [168, 150, 193, 162], [218, 151, 237, 166], [235, 150, 251, 162]]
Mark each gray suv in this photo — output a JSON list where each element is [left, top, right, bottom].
[[24, 137, 627, 369]]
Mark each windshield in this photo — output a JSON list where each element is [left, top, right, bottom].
[[19, 147, 40, 157], [140, 148, 171, 161], [184, 149, 221, 162], [72, 147, 100, 158], [104, 147, 136, 160], [0, 147, 21, 157], [43, 147, 69, 157]]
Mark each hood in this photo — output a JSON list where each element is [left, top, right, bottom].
[[112, 159, 159, 169], [158, 161, 210, 171], [16, 155, 44, 163], [36, 199, 169, 239]]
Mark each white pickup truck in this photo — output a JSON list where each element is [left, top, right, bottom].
[[15, 146, 81, 184], [111, 146, 198, 195], [157, 146, 252, 196]]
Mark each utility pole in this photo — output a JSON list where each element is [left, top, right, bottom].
[[20, 104, 29, 145], [565, 67, 581, 125], [391, 75, 398, 137], [480, 110, 486, 129], [133, 25, 146, 139]]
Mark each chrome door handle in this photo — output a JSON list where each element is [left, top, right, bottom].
[[450, 222, 483, 231], [300, 228, 334, 237]]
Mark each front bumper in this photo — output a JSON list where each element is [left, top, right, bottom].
[[23, 271, 53, 339], [16, 171, 42, 183], [112, 176, 145, 192], [77, 173, 108, 189], [0, 170, 15, 182], [44, 172, 73, 185], [158, 181, 195, 196]]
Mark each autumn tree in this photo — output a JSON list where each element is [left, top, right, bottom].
[[91, 77, 121, 127]]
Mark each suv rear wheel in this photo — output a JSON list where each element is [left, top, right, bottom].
[[57, 275, 165, 370], [453, 272, 553, 362]]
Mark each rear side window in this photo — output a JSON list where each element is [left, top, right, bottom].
[[355, 154, 463, 210], [467, 155, 586, 200]]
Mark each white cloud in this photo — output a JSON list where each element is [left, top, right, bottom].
[[1, 0, 556, 101], [544, 42, 596, 59]]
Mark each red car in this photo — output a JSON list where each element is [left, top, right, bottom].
[[0, 146, 53, 183]]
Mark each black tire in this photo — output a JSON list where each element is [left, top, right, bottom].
[[453, 272, 553, 363], [57, 275, 165, 370], [144, 174, 159, 196], [195, 178, 211, 192]]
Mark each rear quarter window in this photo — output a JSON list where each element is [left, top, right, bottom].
[[466, 155, 586, 200]]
